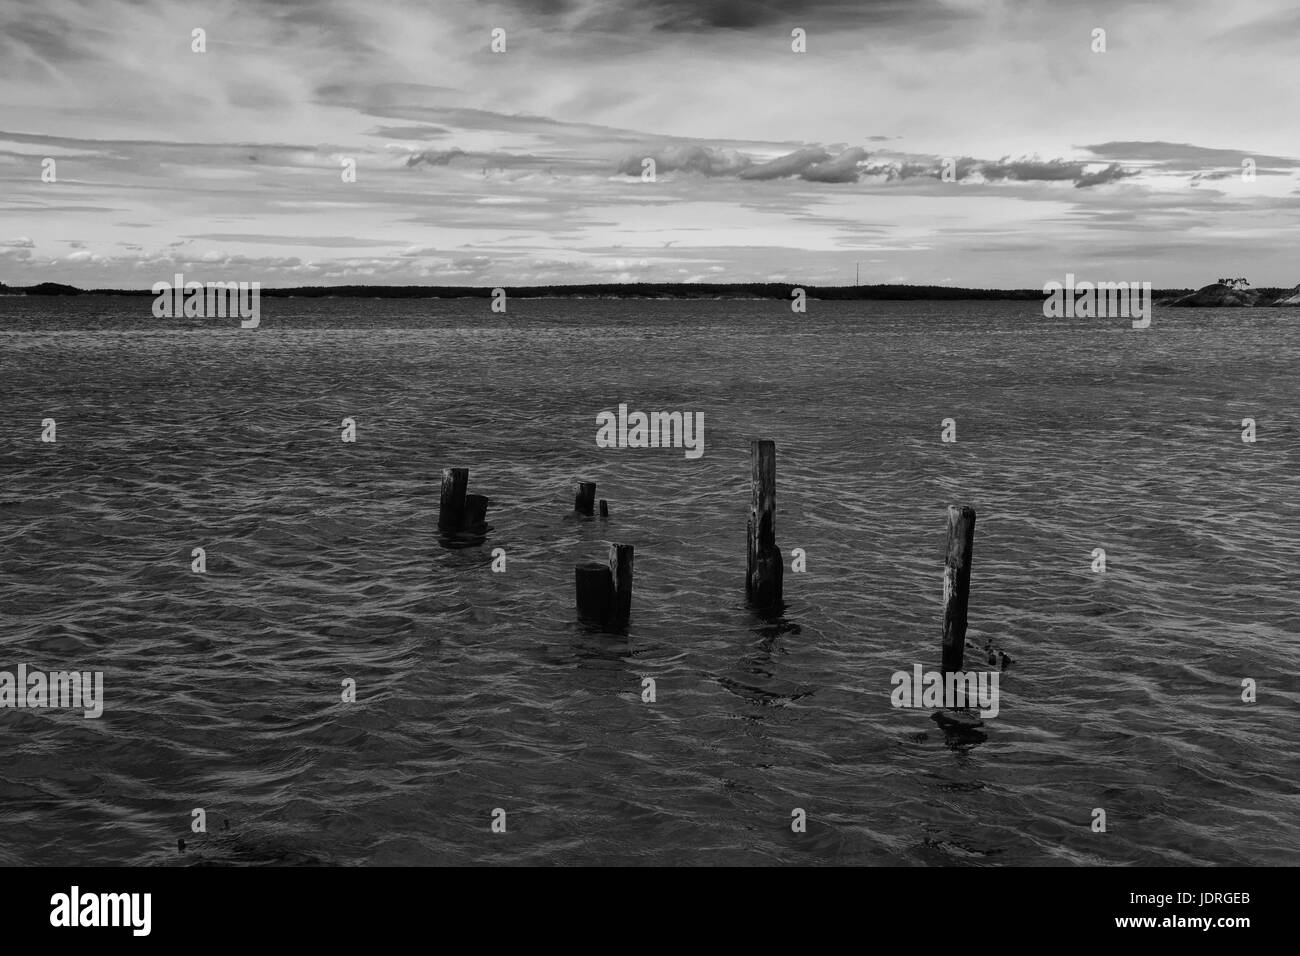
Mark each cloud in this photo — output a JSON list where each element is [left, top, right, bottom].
[[802, 146, 869, 183], [857, 155, 1136, 188], [3, 0, 1300, 290], [616, 144, 870, 182], [503, 0, 976, 32], [617, 144, 751, 177], [740, 147, 831, 180], [405, 147, 465, 168], [617, 145, 1133, 188], [370, 125, 450, 140], [183, 234, 402, 248], [979, 157, 1083, 183], [1073, 162, 1137, 188], [1084, 140, 1300, 169]]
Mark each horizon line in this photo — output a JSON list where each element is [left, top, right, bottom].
[[3, 279, 1264, 297]]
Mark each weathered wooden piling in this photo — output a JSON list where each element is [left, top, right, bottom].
[[439, 468, 469, 532], [574, 481, 597, 515], [599, 499, 609, 518], [609, 543, 633, 625], [941, 505, 976, 674], [575, 542, 634, 627], [746, 439, 783, 608], [575, 562, 615, 623], [438, 468, 489, 538], [462, 493, 489, 532]]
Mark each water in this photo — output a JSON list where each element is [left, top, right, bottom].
[[1, 296, 1297, 866]]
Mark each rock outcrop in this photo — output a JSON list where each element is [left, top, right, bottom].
[[1169, 283, 1266, 307], [1271, 284, 1300, 306]]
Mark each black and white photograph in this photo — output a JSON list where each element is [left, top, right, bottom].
[[0, 0, 1293, 931]]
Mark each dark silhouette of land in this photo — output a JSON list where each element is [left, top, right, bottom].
[[3, 279, 1298, 304], [0, 280, 1175, 300]]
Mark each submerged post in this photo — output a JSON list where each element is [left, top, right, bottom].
[[942, 505, 976, 674], [439, 468, 469, 533], [609, 543, 633, 626], [574, 481, 596, 515], [746, 439, 783, 608]]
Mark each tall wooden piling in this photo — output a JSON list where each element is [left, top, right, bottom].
[[575, 562, 615, 623], [746, 439, 783, 608], [609, 543, 633, 626], [575, 543, 633, 628], [439, 468, 469, 533], [574, 481, 597, 515], [462, 493, 489, 532], [941, 505, 976, 674]]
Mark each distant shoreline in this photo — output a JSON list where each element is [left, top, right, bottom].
[[0, 280, 1181, 301], [1, 280, 1296, 305]]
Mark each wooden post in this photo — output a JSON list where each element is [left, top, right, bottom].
[[574, 481, 596, 515], [439, 468, 468, 533], [942, 505, 976, 675], [575, 543, 633, 627], [609, 543, 633, 626], [575, 562, 615, 623], [463, 493, 489, 532], [746, 439, 783, 608], [438, 468, 489, 540], [599, 499, 609, 518]]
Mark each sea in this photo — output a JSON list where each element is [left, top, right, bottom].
[[1, 295, 1297, 865]]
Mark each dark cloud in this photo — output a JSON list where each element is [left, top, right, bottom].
[[370, 125, 450, 140], [863, 157, 976, 181], [980, 157, 1081, 182], [1074, 163, 1137, 188], [505, 0, 973, 32], [405, 147, 465, 168], [1084, 140, 1300, 170], [859, 154, 1135, 188], [618, 144, 870, 182], [801, 147, 869, 183], [616, 143, 1143, 188], [183, 234, 402, 247], [0, 14, 99, 67], [949, 156, 1136, 188]]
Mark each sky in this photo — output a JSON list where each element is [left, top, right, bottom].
[[2, 0, 1299, 289]]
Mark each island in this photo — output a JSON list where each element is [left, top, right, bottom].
[[2, 279, 1296, 304]]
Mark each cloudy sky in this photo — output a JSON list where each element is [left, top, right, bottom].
[[3, 0, 1299, 288]]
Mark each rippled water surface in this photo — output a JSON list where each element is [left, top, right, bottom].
[[1, 296, 1297, 866]]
